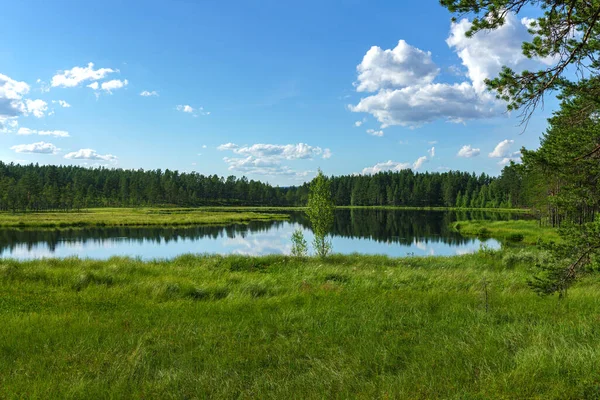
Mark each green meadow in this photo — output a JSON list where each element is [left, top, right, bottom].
[[0, 208, 287, 228], [2, 250, 599, 399], [451, 219, 560, 245]]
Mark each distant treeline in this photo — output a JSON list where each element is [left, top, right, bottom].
[[0, 161, 523, 211]]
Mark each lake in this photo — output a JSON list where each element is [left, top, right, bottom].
[[0, 209, 519, 259]]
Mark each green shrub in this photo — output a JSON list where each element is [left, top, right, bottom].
[[478, 227, 491, 236], [506, 233, 525, 242], [291, 229, 308, 257]]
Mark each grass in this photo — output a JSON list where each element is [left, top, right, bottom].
[[339, 205, 531, 213], [200, 205, 531, 213], [1, 251, 599, 398], [0, 208, 288, 228], [451, 219, 560, 245]]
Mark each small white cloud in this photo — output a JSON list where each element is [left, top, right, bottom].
[[25, 99, 48, 118], [140, 90, 159, 97], [428, 146, 435, 157], [362, 150, 431, 174], [457, 145, 480, 158], [0, 117, 18, 133], [17, 127, 69, 137], [64, 148, 117, 161], [176, 105, 209, 116], [202, 144, 207, 149], [11, 141, 59, 154], [498, 151, 522, 166], [354, 120, 363, 127], [413, 155, 428, 170], [218, 142, 325, 177], [51, 63, 116, 88], [17, 127, 35, 135], [366, 129, 384, 137], [54, 100, 71, 108], [176, 104, 194, 113], [428, 140, 438, 145], [362, 160, 411, 175], [219, 143, 325, 160], [488, 139, 514, 158], [100, 79, 128, 93], [217, 143, 239, 151], [87, 82, 99, 90]]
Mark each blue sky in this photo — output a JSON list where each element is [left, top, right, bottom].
[[0, 0, 556, 185]]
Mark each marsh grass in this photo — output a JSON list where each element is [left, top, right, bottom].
[[1, 252, 600, 398], [0, 208, 287, 228], [452, 219, 560, 244]]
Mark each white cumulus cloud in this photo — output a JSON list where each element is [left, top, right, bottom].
[[218, 142, 326, 177], [488, 139, 514, 158], [176, 104, 194, 113], [64, 148, 117, 161], [412, 155, 428, 170], [355, 40, 439, 92], [457, 145, 481, 158], [361, 148, 432, 174], [349, 12, 551, 128], [366, 129, 384, 137], [52, 100, 71, 108], [51, 63, 116, 88], [498, 151, 522, 166], [140, 90, 159, 97], [100, 79, 128, 93], [0, 117, 18, 133], [446, 13, 555, 94], [25, 99, 48, 118], [362, 160, 411, 175], [11, 141, 59, 154], [17, 127, 69, 137], [0, 74, 30, 119]]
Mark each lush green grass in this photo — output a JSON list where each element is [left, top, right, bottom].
[[0, 205, 529, 229], [339, 205, 531, 213], [452, 219, 560, 244], [202, 205, 530, 213], [1, 252, 599, 399], [0, 208, 287, 228]]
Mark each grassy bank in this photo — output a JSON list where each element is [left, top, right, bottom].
[[1, 252, 599, 399], [200, 205, 530, 213], [0, 208, 287, 228], [451, 219, 560, 244], [339, 205, 530, 213]]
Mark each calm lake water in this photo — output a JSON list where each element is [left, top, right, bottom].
[[0, 210, 518, 260]]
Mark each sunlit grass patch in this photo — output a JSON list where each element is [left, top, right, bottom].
[[1, 252, 598, 398]]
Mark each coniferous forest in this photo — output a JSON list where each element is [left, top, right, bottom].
[[0, 161, 522, 211]]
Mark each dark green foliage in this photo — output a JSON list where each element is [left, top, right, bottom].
[[506, 233, 525, 242], [530, 221, 600, 297], [0, 161, 525, 211]]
